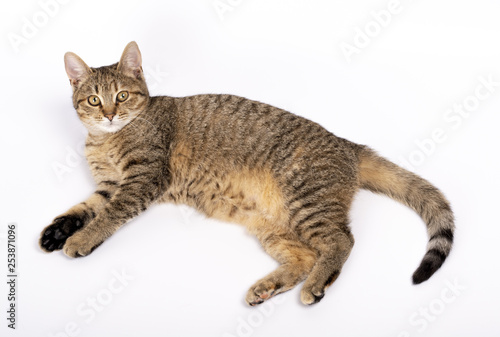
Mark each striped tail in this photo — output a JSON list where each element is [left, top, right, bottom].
[[357, 146, 455, 284]]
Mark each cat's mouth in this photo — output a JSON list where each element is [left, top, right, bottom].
[[98, 118, 126, 133]]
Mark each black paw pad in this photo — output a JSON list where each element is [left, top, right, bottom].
[[40, 216, 85, 252], [311, 292, 325, 305]]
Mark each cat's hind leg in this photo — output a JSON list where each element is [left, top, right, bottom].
[[246, 229, 317, 306], [298, 219, 354, 305]]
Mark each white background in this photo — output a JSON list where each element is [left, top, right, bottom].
[[1, 0, 499, 336]]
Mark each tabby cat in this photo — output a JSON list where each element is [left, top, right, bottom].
[[39, 42, 455, 305]]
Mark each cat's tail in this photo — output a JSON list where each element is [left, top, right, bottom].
[[357, 146, 454, 284]]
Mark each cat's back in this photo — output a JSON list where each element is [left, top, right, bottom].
[[170, 93, 360, 168]]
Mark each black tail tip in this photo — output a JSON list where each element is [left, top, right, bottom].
[[412, 259, 444, 285], [412, 248, 448, 284]]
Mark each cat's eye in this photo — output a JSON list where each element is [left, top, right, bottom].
[[88, 95, 101, 106], [116, 91, 129, 102]]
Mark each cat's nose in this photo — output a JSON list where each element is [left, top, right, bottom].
[[104, 113, 116, 121]]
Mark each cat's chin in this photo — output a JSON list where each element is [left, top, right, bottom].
[[93, 120, 128, 134]]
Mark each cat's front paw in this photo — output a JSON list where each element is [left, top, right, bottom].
[[39, 216, 85, 252], [63, 230, 103, 258]]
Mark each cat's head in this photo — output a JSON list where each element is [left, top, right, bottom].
[[64, 41, 149, 135]]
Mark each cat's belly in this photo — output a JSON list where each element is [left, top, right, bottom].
[[160, 167, 289, 233]]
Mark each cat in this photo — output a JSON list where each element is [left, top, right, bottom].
[[39, 41, 454, 305]]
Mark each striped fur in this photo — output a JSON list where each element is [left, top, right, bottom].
[[39, 42, 455, 305], [358, 148, 454, 284]]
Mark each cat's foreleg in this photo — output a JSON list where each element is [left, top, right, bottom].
[[39, 181, 119, 252], [62, 172, 164, 258]]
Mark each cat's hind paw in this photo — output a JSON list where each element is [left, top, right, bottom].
[[300, 286, 325, 305], [245, 279, 283, 306]]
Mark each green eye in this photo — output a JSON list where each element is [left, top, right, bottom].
[[88, 95, 101, 106], [117, 91, 129, 102]]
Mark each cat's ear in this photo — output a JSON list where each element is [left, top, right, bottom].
[[64, 52, 91, 90], [118, 41, 143, 80]]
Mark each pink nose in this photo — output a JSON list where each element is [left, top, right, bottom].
[[104, 113, 116, 121]]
